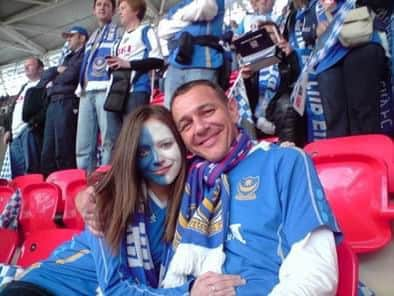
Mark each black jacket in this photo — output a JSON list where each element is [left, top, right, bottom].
[[47, 47, 84, 99]]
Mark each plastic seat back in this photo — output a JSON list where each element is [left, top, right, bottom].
[[63, 179, 87, 229], [17, 229, 81, 268], [12, 174, 44, 191], [0, 186, 15, 212], [0, 228, 19, 264], [304, 135, 394, 193], [310, 153, 392, 253], [336, 242, 358, 296], [19, 182, 60, 235], [46, 169, 86, 212]]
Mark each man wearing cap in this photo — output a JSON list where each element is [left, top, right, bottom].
[[40, 26, 88, 176]]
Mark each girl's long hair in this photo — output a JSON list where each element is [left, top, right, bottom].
[[94, 105, 187, 253]]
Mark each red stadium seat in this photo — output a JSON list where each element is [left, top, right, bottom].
[[309, 153, 392, 253], [0, 178, 11, 186], [17, 229, 81, 268], [63, 179, 87, 229], [12, 174, 44, 191], [304, 135, 394, 194], [0, 186, 15, 212], [19, 182, 60, 235], [0, 228, 19, 264], [46, 169, 86, 212], [336, 242, 358, 296], [150, 89, 164, 106]]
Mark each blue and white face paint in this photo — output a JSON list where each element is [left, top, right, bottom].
[[137, 119, 182, 185]]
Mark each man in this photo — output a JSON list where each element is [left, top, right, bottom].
[[163, 80, 341, 295], [157, 0, 225, 107], [40, 26, 88, 176], [76, 0, 122, 173], [3, 57, 44, 178]]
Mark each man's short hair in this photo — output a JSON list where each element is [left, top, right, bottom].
[[170, 80, 228, 109], [94, 0, 116, 10], [28, 57, 44, 69], [118, 0, 147, 21]]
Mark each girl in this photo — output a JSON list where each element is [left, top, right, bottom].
[[0, 106, 241, 295]]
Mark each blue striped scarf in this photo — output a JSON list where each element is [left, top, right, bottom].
[[79, 22, 120, 88], [123, 200, 158, 287], [161, 130, 252, 288]]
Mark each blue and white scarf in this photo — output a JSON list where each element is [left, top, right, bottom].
[[161, 131, 252, 288], [79, 22, 120, 90], [122, 199, 158, 287], [0, 189, 21, 230], [254, 65, 281, 119], [290, 0, 353, 141]]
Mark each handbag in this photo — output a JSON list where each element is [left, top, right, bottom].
[[104, 69, 131, 113], [326, 6, 374, 48]]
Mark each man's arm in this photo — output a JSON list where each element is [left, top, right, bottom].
[[269, 227, 338, 296], [171, 0, 218, 22]]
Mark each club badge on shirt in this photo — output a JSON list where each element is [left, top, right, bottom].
[[236, 176, 259, 201]]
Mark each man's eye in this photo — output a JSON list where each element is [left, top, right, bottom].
[[202, 108, 214, 116], [178, 122, 191, 132]]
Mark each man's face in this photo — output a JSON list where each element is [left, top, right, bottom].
[[171, 84, 239, 162], [24, 58, 41, 81], [94, 0, 114, 24], [256, 0, 274, 14], [66, 33, 85, 51]]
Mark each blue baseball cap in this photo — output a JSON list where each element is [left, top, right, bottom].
[[62, 26, 89, 39]]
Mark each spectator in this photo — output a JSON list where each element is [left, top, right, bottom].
[[105, 0, 163, 117], [40, 26, 88, 176], [314, 0, 386, 137], [75, 0, 123, 173], [162, 80, 341, 294], [158, 0, 226, 107], [2, 57, 43, 178]]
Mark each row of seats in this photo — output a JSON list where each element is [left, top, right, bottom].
[[0, 228, 81, 268]]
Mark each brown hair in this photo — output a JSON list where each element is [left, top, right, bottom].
[[94, 0, 116, 10], [118, 0, 147, 20], [94, 105, 187, 253], [170, 80, 229, 110]]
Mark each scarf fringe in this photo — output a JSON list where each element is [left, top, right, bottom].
[[162, 243, 225, 288]]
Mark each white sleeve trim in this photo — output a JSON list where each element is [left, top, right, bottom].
[[269, 227, 338, 296], [171, 0, 219, 22]]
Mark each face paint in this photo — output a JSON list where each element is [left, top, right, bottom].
[[137, 119, 182, 185]]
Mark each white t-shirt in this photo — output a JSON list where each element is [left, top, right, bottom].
[[11, 80, 39, 138]]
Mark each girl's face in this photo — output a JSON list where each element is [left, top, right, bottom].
[[137, 119, 182, 186], [118, 1, 138, 27]]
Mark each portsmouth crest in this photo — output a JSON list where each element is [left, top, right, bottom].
[[92, 57, 107, 77], [236, 176, 259, 201]]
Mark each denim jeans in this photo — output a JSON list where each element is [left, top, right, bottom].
[[76, 90, 121, 173], [10, 127, 41, 178], [41, 97, 79, 176], [164, 66, 218, 108]]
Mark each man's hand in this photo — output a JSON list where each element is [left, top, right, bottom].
[[3, 131, 11, 145], [191, 272, 245, 296], [106, 56, 130, 70], [57, 66, 67, 73], [75, 186, 103, 236], [277, 39, 293, 56]]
